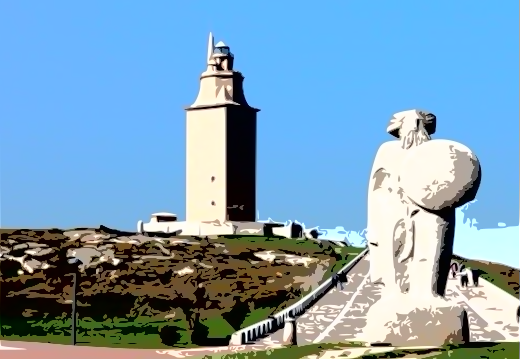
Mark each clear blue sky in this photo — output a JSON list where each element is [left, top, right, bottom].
[[1, 1, 518, 233]]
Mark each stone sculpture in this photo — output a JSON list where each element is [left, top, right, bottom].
[[366, 109, 440, 292], [362, 109, 481, 347]]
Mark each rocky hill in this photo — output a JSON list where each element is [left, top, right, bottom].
[[0, 226, 356, 348]]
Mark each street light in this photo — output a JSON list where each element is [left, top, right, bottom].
[[66, 256, 83, 346]]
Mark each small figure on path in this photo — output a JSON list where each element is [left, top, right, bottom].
[[460, 272, 469, 288], [450, 262, 459, 279], [457, 265, 471, 288], [471, 269, 481, 287], [332, 273, 344, 291], [338, 271, 348, 284]]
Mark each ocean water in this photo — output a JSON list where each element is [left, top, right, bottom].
[[259, 200, 519, 269]]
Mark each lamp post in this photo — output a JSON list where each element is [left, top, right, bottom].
[[67, 257, 82, 346]]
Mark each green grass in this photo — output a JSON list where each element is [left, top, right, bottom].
[[1, 317, 178, 348], [240, 308, 274, 329], [356, 343, 520, 359], [197, 342, 520, 359], [199, 342, 364, 359], [213, 235, 363, 256]]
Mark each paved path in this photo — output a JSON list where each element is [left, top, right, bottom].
[[446, 276, 519, 342], [0, 341, 26, 350], [0, 340, 167, 358], [261, 253, 372, 346], [261, 253, 519, 346], [0, 340, 274, 358]]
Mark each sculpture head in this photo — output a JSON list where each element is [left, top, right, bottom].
[[387, 110, 436, 149]]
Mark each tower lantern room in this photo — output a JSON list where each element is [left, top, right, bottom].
[[212, 41, 234, 71]]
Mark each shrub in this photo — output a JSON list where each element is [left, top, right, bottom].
[[158, 320, 191, 347]]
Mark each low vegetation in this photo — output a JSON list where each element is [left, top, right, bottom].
[[0, 227, 360, 348]]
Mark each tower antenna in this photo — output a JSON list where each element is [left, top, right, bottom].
[[207, 32, 215, 64]]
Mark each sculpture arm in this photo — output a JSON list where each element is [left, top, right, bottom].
[[397, 218, 414, 263]]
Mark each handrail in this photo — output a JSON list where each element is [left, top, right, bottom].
[[230, 248, 369, 345]]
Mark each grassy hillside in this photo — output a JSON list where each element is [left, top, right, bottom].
[[0, 227, 360, 348], [452, 254, 519, 297]]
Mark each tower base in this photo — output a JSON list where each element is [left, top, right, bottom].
[[137, 219, 311, 239]]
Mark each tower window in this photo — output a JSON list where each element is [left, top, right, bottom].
[[211, 201, 216, 206], [214, 47, 229, 55], [211, 176, 215, 182]]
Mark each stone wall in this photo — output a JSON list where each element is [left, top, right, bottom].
[[140, 220, 312, 239]]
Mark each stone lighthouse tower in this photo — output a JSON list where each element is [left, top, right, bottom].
[[185, 33, 260, 223]]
